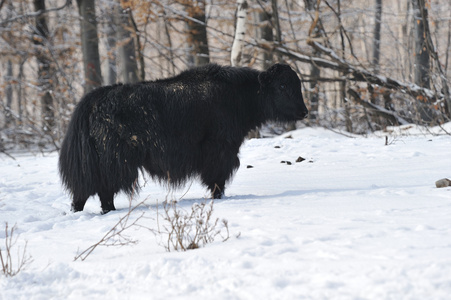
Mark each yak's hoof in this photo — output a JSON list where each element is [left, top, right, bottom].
[[212, 191, 224, 199], [101, 208, 116, 215], [71, 203, 84, 213]]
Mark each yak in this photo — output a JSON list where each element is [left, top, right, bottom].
[[59, 63, 308, 214]]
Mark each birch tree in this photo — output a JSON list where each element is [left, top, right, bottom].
[[231, 0, 248, 67]]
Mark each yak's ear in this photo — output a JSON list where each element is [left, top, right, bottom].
[[258, 71, 271, 87], [258, 64, 277, 86], [258, 63, 290, 86]]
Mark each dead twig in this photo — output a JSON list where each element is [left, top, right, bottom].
[[74, 199, 148, 261], [1, 223, 33, 277]]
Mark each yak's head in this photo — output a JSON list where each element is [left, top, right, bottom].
[[258, 64, 308, 122]]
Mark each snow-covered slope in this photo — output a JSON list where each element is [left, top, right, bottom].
[[1, 125, 450, 299]]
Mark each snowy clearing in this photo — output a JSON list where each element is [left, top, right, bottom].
[[1, 125, 451, 300]]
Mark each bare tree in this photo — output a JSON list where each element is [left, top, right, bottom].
[[183, 0, 210, 67], [254, 0, 274, 70], [411, 0, 430, 89], [270, 0, 282, 63], [77, 0, 102, 93], [115, 0, 139, 83], [372, 0, 382, 73], [104, 7, 117, 85], [4, 59, 13, 127], [417, 0, 451, 118], [33, 0, 55, 132], [305, 0, 321, 122]]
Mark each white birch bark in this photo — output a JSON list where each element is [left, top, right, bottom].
[[231, 0, 248, 67]]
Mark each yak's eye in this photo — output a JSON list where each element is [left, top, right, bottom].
[[279, 84, 286, 90]]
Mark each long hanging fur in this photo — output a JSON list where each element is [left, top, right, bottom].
[[59, 63, 308, 214]]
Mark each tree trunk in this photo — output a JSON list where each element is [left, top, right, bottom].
[[130, 13, 145, 82], [33, 0, 55, 132], [305, 0, 320, 122], [105, 10, 117, 85], [412, 0, 439, 122], [77, 0, 102, 93], [255, 0, 273, 70], [372, 0, 382, 73], [367, 0, 383, 123], [162, 8, 176, 75], [417, 0, 451, 119], [411, 0, 430, 89], [115, 0, 139, 83], [18, 58, 25, 124], [231, 0, 248, 67], [337, 0, 352, 132], [4, 59, 14, 127], [185, 0, 210, 67], [271, 0, 283, 63], [272, 0, 296, 131]]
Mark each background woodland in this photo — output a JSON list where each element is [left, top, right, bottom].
[[1, 0, 450, 151]]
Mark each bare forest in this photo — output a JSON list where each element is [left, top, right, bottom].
[[1, 0, 450, 151]]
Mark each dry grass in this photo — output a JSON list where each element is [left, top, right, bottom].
[[153, 199, 230, 252], [1, 222, 33, 277], [74, 193, 230, 261]]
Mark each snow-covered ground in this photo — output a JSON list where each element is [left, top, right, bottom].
[[1, 125, 450, 299]]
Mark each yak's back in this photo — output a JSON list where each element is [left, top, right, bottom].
[[155, 64, 259, 87]]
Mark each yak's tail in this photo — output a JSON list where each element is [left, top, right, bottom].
[[58, 93, 100, 201], [59, 86, 145, 207]]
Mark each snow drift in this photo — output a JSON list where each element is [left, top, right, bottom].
[[1, 125, 451, 299]]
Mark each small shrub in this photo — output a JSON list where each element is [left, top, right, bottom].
[[1, 223, 33, 277], [74, 196, 231, 261], [154, 199, 230, 252]]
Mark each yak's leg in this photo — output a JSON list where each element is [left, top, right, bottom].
[[204, 179, 225, 199], [98, 190, 116, 214], [211, 182, 225, 199], [201, 148, 240, 199], [71, 192, 89, 212]]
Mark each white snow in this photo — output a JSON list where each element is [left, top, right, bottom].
[[1, 125, 451, 299]]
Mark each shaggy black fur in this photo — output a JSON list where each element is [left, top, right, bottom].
[[59, 63, 308, 214]]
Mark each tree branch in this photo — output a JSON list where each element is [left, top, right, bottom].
[[347, 88, 410, 125], [0, 0, 71, 26], [273, 44, 443, 104]]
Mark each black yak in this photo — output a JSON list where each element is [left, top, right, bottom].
[[59, 63, 308, 214]]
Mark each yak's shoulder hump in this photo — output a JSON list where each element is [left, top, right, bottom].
[[179, 64, 260, 85], [212, 65, 260, 85], [148, 64, 260, 87]]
